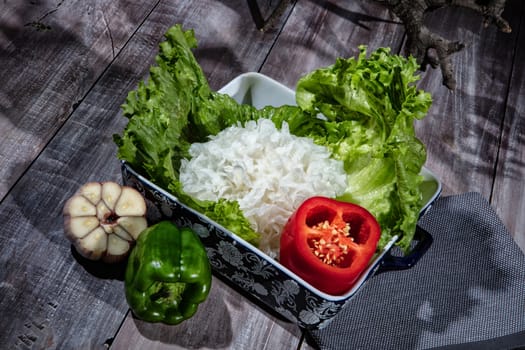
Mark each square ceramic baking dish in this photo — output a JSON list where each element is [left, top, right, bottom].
[[121, 72, 442, 329]]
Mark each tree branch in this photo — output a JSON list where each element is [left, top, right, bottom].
[[374, 0, 511, 89]]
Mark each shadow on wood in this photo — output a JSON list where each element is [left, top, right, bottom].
[[71, 246, 127, 280], [125, 277, 234, 348]]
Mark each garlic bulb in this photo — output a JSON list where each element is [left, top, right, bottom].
[[63, 182, 147, 263]]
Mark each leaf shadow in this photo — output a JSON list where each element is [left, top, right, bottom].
[[308, 0, 401, 30]]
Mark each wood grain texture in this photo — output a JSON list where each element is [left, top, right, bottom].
[[259, 0, 406, 88], [491, 2, 525, 253], [0, 1, 159, 348], [0, 1, 163, 348], [106, 1, 306, 348], [0, 0, 524, 349], [111, 277, 302, 350], [263, 5, 404, 349], [168, 0, 296, 90], [413, 2, 521, 198], [0, 93, 130, 349], [0, 0, 303, 348], [0, 0, 160, 201]]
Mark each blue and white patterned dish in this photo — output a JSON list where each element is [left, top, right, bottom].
[[121, 72, 442, 329]]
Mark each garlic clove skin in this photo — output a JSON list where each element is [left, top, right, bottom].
[[116, 216, 148, 240], [66, 217, 100, 238], [78, 227, 108, 260], [65, 196, 97, 217], [107, 234, 131, 257], [101, 182, 122, 209], [115, 187, 147, 216], [63, 181, 147, 263], [79, 182, 102, 204]]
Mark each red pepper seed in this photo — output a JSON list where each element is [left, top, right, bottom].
[[309, 221, 354, 267]]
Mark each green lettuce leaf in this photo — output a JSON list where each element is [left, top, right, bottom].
[[115, 25, 431, 254], [114, 25, 260, 245], [295, 46, 432, 251]]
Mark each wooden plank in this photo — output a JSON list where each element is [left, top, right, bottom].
[[0, 56, 134, 350], [491, 2, 525, 253], [0, 132, 129, 349], [0, 0, 304, 348], [110, 277, 301, 350], [262, 2, 524, 349], [247, 0, 293, 30], [259, 2, 407, 349], [107, 0, 306, 348], [413, 1, 522, 198], [170, 0, 296, 90], [0, 1, 159, 348], [259, 0, 406, 88], [0, 0, 160, 201]]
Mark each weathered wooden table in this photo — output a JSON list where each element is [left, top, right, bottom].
[[1, 0, 524, 349]]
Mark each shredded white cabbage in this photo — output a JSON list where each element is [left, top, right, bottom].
[[179, 118, 347, 258]]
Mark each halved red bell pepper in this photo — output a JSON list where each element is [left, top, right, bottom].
[[279, 196, 381, 295]]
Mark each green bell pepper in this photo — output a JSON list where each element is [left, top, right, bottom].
[[124, 221, 212, 325]]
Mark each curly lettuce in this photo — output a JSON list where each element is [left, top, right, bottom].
[[114, 25, 432, 253], [293, 47, 432, 250], [114, 25, 261, 245]]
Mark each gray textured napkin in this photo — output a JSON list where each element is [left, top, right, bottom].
[[306, 192, 525, 350]]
